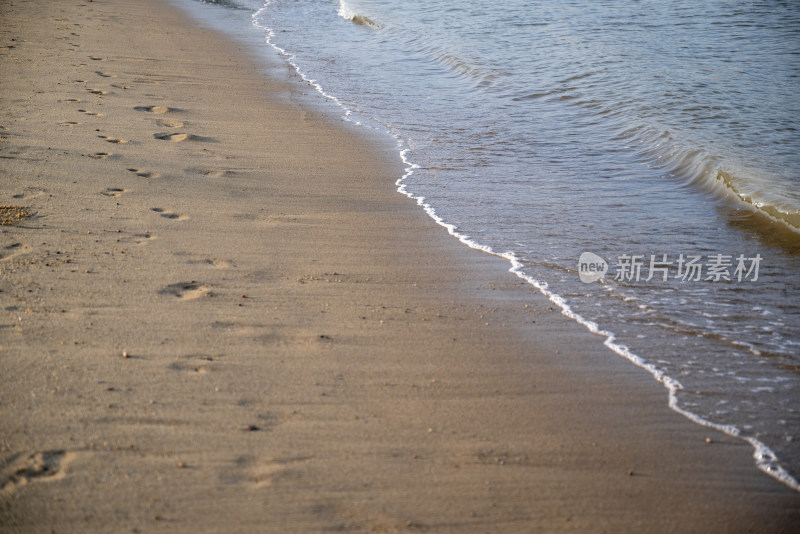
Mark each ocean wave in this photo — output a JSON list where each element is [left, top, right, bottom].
[[716, 169, 800, 234], [609, 123, 800, 238], [337, 0, 381, 28], [512, 82, 800, 239]]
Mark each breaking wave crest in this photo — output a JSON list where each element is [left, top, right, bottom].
[[338, 0, 381, 28]]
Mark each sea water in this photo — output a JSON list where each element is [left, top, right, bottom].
[[188, 0, 800, 490]]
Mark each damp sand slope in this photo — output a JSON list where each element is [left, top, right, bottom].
[[0, 0, 798, 531]]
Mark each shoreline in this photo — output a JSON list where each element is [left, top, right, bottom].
[[255, 0, 800, 490], [1, 0, 798, 531]]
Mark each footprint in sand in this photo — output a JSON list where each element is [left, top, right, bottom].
[[101, 188, 126, 197], [157, 119, 184, 128], [98, 135, 127, 144], [127, 168, 160, 178], [0, 242, 32, 262], [154, 132, 189, 142], [78, 109, 102, 117], [111, 84, 130, 90], [198, 169, 236, 179], [11, 187, 46, 200], [227, 455, 308, 489], [87, 152, 111, 159], [95, 71, 116, 78], [59, 121, 81, 127], [133, 233, 156, 245], [154, 132, 216, 143], [151, 207, 188, 220], [88, 56, 105, 61], [158, 281, 211, 300], [0, 450, 74, 496], [168, 362, 210, 374], [134, 105, 173, 114], [168, 356, 218, 375], [63, 98, 81, 103], [87, 88, 107, 95], [187, 257, 233, 269]]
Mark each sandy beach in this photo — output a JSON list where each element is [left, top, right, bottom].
[[1, 0, 798, 531]]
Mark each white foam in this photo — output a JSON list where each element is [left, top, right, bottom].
[[254, 2, 353, 119], [337, 0, 381, 28], [337, 0, 356, 22], [251, 0, 799, 494]]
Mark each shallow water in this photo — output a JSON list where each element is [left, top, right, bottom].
[[191, 0, 800, 490]]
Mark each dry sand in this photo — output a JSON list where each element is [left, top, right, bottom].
[[1, 0, 798, 531]]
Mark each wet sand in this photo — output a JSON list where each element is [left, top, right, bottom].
[[1, 0, 798, 531]]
